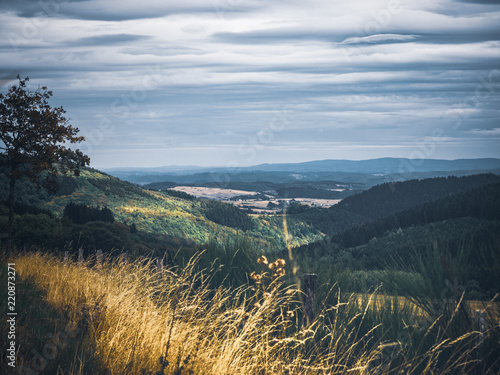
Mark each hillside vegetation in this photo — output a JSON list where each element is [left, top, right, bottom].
[[289, 173, 500, 236], [0, 167, 322, 252], [3, 251, 499, 375], [291, 176, 500, 300]]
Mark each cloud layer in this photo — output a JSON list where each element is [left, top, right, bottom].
[[1, 0, 499, 168]]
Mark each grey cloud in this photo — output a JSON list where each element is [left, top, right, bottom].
[[457, 0, 500, 4], [122, 46, 207, 57], [0, 0, 86, 18], [213, 28, 349, 44], [0, 73, 20, 87], [70, 34, 152, 47], [215, 26, 500, 46], [0, 0, 240, 21], [341, 34, 418, 45], [406, 31, 500, 45], [59, 7, 213, 22], [1, 0, 499, 167]]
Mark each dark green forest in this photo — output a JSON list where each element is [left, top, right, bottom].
[[290, 176, 500, 299], [63, 202, 115, 224], [203, 200, 255, 231], [290, 173, 500, 236]]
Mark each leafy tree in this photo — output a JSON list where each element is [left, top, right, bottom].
[[0, 76, 90, 250]]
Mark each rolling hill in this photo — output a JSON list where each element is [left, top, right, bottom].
[[291, 176, 500, 298], [0, 167, 322, 252], [290, 173, 500, 236], [244, 157, 500, 174], [2, 162, 500, 313]]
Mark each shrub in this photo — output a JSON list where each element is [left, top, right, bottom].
[[13, 213, 58, 248]]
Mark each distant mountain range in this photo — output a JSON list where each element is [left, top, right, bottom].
[[247, 158, 500, 174], [104, 158, 500, 186]]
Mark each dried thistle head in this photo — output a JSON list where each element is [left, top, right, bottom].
[[269, 258, 286, 271], [275, 268, 285, 277], [250, 271, 262, 282], [257, 255, 268, 265], [276, 258, 286, 268]]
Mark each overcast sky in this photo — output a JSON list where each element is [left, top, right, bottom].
[[1, 0, 500, 169]]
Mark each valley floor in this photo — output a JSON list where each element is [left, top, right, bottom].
[[172, 185, 341, 213]]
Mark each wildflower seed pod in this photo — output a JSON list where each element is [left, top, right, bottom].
[[259, 255, 268, 265], [250, 271, 262, 283], [276, 268, 285, 277]]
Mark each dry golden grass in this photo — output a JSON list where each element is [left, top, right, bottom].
[[13, 252, 319, 374], [11, 252, 498, 375]]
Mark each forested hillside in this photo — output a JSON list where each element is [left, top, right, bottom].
[[334, 174, 500, 221], [0, 167, 322, 252], [330, 181, 500, 248], [292, 173, 500, 236], [291, 177, 500, 299]]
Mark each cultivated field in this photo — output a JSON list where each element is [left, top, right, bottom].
[[172, 186, 341, 213], [171, 186, 260, 199], [233, 198, 341, 213]]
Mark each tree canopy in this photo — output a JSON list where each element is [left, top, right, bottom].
[[0, 75, 90, 249]]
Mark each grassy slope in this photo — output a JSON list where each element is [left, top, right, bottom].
[[7, 251, 499, 375], [0, 168, 322, 250], [0, 259, 101, 374]]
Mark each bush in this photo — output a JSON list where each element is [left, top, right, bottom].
[[13, 213, 58, 248], [77, 221, 130, 252]]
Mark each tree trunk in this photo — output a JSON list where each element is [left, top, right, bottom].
[[6, 174, 15, 251]]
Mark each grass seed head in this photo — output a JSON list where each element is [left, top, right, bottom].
[[250, 271, 262, 282], [257, 255, 269, 265], [274, 268, 285, 278]]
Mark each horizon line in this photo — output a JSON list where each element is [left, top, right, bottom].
[[97, 156, 500, 171]]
